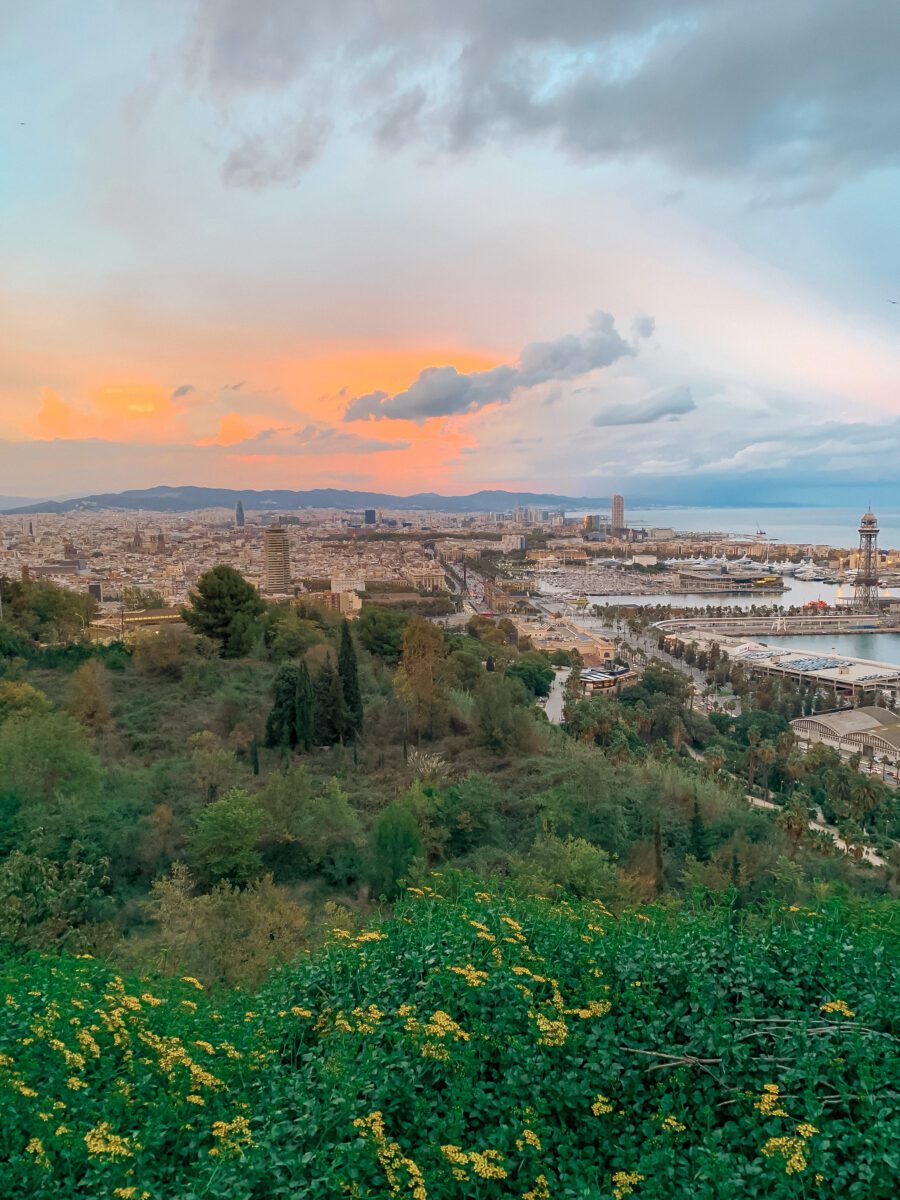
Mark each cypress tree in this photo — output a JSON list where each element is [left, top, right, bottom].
[[338, 620, 363, 736], [295, 661, 315, 752], [689, 799, 709, 862], [249, 739, 260, 776], [265, 664, 302, 749], [313, 662, 347, 746]]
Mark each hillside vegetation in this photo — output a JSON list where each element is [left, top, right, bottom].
[[2, 883, 897, 1199]]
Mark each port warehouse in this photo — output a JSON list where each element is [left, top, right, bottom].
[[791, 707, 900, 767]]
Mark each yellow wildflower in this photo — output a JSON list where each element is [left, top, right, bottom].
[[820, 999, 855, 1018], [516, 1128, 542, 1151], [660, 1115, 686, 1133], [591, 1094, 613, 1116], [523, 1174, 551, 1200], [26, 1138, 49, 1169], [448, 964, 489, 988], [612, 1171, 645, 1199], [84, 1121, 140, 1160], [755, 1083, 789, 1117], [181, 976, 204, 990], [762, 1136, 808, 1174], [209, 1114, 254, 1158]]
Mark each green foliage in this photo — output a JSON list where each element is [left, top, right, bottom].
[[338, 620, 364, 735], [188, 788, 267, 886], [148, 862, 308, 985], [0, 680, 51, 724], [506, 654, 554, 698], [260, 769, 363, 883], [0, 711, 103, 855], [512, 831, 621, 900], [131, 626, 206, 680], [121, 585, 166, 611], [2, 886, 898, 1199], [357, 603, 408, 664], [313, 662, 349, 747], [264, 662, 315, 752], [0, 576, 96, 644], [182, 565, 265, 656], [370, 801, 424, 897], [473, 674, 530, 754], [0, 845, 108, 949]]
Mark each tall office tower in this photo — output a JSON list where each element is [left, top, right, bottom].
[[853, 510, 879, 612], [263, 525, 291, 592], [611, 493, 625, 535], [364, 508, 376, 525], [235, 500, 245, 528], [154, 532, 166, 554]]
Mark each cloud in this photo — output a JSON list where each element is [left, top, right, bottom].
[[221, 114, 333, 188], [592, 385, 695, 427], [228, 425, 410, 456], [172, 384, 196, 398], [188, 1, 900, 200], [345, 309, 635, 422], [631, 314, 656, 340]]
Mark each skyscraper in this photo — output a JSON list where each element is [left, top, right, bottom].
[[611, 493, 625, 535], [364, 508, 376, 525], [263, 525, 291, 593], [235, 500, 245, 528]]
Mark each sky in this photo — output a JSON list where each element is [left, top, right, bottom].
[[2, 0, 900, 504]]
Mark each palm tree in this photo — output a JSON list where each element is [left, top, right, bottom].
[[829, 769, 857, 823], [776, 794, 809, 859], [852, 776, 883, 829], [758, 743, 777, 803], [746, 729, 761, 796]]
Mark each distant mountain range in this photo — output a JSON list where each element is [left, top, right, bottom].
[[4, 485, 613, 516], [0, 495, 39, 511]]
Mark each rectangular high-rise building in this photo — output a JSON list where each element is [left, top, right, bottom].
[[364, 508, 377, 525], [263, 525, 291, 593], [611, 493, 625, 535]]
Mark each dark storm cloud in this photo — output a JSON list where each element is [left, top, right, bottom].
[[345, 310, 635, 422], [189, 0, 900, 197], [172, 384, 196, 398], [592, 385, 695, 426]]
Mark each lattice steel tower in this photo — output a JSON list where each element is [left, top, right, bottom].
[[853, 510, 879, 612]]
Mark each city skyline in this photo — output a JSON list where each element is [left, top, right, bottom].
[[3, 3, 900, 503]]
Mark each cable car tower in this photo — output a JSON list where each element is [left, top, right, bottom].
[[853, 509, 880, 612]]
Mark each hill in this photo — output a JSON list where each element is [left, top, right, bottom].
[[6, 485, 611, 515], [2, 884, 897, 1199]]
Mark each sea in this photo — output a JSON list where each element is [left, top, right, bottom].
[[566, 505, 900, 549]]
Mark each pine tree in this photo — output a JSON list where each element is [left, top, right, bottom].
[[338, 621, 363, 736], [295, 661, 315, 752], [265, 664, 301, 750], [313, 663, 347, 747]]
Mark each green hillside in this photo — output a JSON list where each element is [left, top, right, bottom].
[[3, 884, 897, 1199]]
